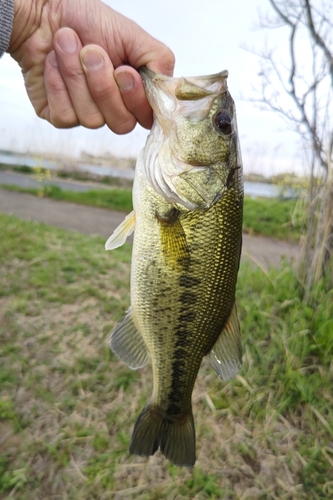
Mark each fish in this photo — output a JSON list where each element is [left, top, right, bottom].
[[105, 67, 243, 467]]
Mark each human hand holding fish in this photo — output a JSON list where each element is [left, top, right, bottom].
[[6, 0, 174, 132], [106, 68, 244, 467]]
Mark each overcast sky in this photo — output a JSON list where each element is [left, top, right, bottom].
[[0, 0, 303, 175]]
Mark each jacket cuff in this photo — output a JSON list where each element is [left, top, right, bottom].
[[0, 0, 14, 58]]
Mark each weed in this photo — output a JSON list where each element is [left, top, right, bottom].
[[0, 184, 300, 241], [0, 213, 331, 499]]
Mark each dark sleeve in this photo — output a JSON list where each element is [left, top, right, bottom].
[[0, 0, 14, 58]]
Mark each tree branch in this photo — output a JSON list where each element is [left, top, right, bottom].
[[303, 0, 333, 84]]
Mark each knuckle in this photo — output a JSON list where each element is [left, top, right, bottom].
[[79, 113, 105, 129], [46, 76, 65, 94], [92, 83, 116, 104], [165, 51, 176, 73], [50, 110, 78, 129], [108, 117, 136, 135], [36, 105, 47, 120], [62, 64, 84, 81]]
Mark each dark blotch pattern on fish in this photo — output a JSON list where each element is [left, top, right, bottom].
[[179, 275, 201, 288], [167, 357, 188, 415], [165, 272, 200, 416]]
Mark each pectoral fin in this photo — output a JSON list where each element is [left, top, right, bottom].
[[157, 208, 190, 272], [209, 303, 242, 380], [110, 308, 150, 370], [105, 210, 135, 250]]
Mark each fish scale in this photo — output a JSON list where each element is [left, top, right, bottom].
[[106, 68, 243, 467]]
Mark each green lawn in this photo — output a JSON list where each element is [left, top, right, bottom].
[[0, 183, 133, 213], [0, 183, 300, 242], [243, 197, 300, 242], [0, 213, 332, 499]]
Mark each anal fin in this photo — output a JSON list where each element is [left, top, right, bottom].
[[208, 303, 242, 380], [110, 308, 149, 369], [105, 210, 135, 250]]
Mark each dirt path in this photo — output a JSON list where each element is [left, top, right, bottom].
[[0, 188, 300, 268]]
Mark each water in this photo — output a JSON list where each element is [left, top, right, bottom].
[[0, 153, 135, 180], [0, 152, 281, 198], [244, 181, 279, 198], [0, 153, 59, 170]]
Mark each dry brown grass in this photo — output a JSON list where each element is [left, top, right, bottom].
[[0, 213, 332, 499]]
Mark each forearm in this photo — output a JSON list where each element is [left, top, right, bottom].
[[0, 0, 14, 57]]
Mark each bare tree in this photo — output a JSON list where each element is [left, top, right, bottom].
[[253, 0, 333, 293]]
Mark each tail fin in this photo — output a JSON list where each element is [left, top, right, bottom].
[[129, 403, 196, 467]]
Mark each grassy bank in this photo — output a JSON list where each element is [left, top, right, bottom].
[[243, 197, 300, 241], [0, 184, 133, 213], [0, 183, 300, 242], [0, 213, 332, 499]]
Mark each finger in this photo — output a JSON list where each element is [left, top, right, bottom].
[[42, 50, 79, 127], [114, 66, 153, 129], [80, 45, 138, 135], [142, 43, 175, 77], [111, 13, 175, 77], [54, 28, 105, 129]]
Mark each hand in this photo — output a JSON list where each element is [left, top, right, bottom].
[[8, 0, 175, 133]]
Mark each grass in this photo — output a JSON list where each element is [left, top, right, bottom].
[[0, 213, 332, 499], [1, 184, 133, 213], [0, 182, 300, 242], [243, 197, 300, 241]]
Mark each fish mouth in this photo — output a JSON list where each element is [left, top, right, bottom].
[[139, 67, 230, 125], [139, 67, 228, 84], [139, 67, 229, 101]]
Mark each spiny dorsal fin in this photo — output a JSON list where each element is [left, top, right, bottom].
[[110, 308, 150, 370], [175, 78, 214, 101], [105, 210, 135, 250], [208, 303, 242, 380]]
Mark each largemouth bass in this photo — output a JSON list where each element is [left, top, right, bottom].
[[106, 67, 243, 467]]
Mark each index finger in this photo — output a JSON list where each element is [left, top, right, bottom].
[[142, 43, 175, 77], [114, 66, 153, 129], [116, 22, 175, 77]]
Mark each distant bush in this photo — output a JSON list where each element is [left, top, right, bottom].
[[243, 197, 300, 241]]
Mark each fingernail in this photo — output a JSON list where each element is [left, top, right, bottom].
[[115, 72, 135, 91], [49, 50, 58, 68], [81, 50, 104, 71], [57, 28, 78, 54]]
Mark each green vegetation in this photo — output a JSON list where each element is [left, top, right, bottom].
[[0, 183, 133, 213], [0, 182, 300, 242], [0, 213, 331, 499], [243, 196, 300, 241]]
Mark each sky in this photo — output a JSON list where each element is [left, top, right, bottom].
[[0, 0, 305, 175]]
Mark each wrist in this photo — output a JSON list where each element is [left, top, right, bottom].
[[8, 0, 48, 54]]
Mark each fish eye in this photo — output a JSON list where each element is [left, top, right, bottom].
[[213, 110, 232, 135]]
